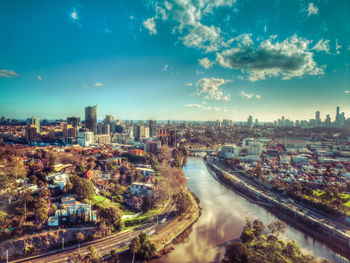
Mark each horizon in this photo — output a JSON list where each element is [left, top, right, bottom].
[[0, 1, 349, 121]]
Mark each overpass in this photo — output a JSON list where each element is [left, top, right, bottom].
[[187, 148, 219, 153]]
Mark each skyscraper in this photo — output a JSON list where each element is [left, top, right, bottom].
[[67, 117, 80, 127], [149, 120, 157, 137], [315, 111, 320, 120], [26, 117, 40, 134], [85, 105, 97, 134], [247, 115, 253, 127], [336, 106, 340, 122]]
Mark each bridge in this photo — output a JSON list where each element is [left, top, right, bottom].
[[187, 148, 219, 153]]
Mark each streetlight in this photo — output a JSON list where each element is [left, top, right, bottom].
[[62, 237, 64, 250]]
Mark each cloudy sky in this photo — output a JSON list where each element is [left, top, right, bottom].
[[0, 0, 349, 121]]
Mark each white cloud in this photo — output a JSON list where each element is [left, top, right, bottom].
[[312, 39, 330, 53], [196, 77, 231, 101], [345, 90, 350, 94], [255, 94, 262, 99], [264, 25, 267, 33], [216, 35, 324, 81], [336, 39, 341, 49], [185, 104, 201, 108], [201, 101, 206, 104], [185, 82, 193, 87], [308, 3, 318, 16], [143, 17, 157, 35], [37, 75, 42, 81], [94, 83, 104, 87], [0, 69, 18, 78], [69, 6, 82, 26], [204, 106, 221, 111], [145, 0, 236, 52], [226, 33, 253, 47], [199, 57, 213, 69], [184, 103, 222, 111], [196, 70, 204, 75], [240, 91, 254, 99], [162, 64, 169, 71]]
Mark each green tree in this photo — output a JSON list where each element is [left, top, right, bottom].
[[222, 242, 250, 263], [98, 206, 122, 232], [172, 190, 191, 215], [70, 175, 94, 200], [110, 249, 120, 263], [85, 245, 100, 263], [130, 232, 156, 261], [268, 220, 286, 238]]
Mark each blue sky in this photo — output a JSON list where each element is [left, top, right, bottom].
[[0, 0, 349, 121]]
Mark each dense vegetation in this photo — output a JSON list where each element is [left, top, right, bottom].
[[222, 219, 330, 263]]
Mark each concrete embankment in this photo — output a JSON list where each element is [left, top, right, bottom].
[[205, 159, 350, 260]]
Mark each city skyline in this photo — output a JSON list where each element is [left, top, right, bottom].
[[0, 1, 350, 121]]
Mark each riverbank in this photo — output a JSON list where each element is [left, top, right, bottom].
[[205, 158, 350, 261]]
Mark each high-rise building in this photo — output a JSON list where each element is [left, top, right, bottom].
[[325, 114, 331, 127], [98, 123, 110, 135], [67, 117, 80, 128], [336, 106, 340, 122], [315, 111, 320, 120], [149, 120, 157, 137], [104, 115, 114, 124], [247, 115, 253, 127], [25, 125, 39, 142], [26, 117, 40, 134], [85, 105, 97, 134]]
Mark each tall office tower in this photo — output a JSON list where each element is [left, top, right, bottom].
[[255, 119, 258, 126], [336, 106, 340, 121], [85, 105, 97, 134], [149, 120, 157, 137], [136, 125, 145, 141], [247, 115, 253, 127], [98, 123, 110, 135], [104, 115, 114, 124], [315, 111, 321, 127], [26, 117, 40, 134], [315, 111, 320, 120], [67, 117, 81, 128], [325, 114, 331, 127]]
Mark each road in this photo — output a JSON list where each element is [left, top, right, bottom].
[[210, 158, 350, 239], [10, 203, 175, 263]]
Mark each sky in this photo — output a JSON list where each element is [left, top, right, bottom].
[[0, 0, 349, 122]]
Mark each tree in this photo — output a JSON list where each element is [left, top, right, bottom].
[[172, 191, 191, 215], [268, 220, 286, 238], [141, 195, 152, 212], [252, 219, 265, 237], [130, 232, 156, 261], [222, 242, 250, 263], [85, 245, 100, 263], [76, 232, 85, 243], [129, 235, 141, 263], [110, 249, 120, 263], [70, 175, 94, 200], [98, 206, 122, 232]]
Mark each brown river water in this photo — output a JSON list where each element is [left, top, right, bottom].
[[151, 157, 349, 263]]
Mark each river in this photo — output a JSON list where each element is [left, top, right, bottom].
[[152, 157, 349, 263]]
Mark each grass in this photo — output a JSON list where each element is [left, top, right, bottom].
[[92, 194, 136, 215]]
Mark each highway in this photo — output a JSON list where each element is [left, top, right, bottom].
[[10, 203, 175, 263], [209, 158, 350, 240]]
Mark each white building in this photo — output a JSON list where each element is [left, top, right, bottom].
[[221, 145, 242, 159], [130, 183, 153, 196], [77, 131, 94, 147], [248, 142, 263, 156]]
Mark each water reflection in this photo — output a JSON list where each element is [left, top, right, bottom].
[[151, 157, 349, 263]]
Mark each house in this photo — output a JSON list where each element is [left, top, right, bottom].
[[136, 167, 156, 177], [130, 182, 153, 197]]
